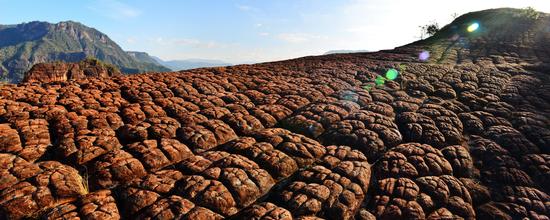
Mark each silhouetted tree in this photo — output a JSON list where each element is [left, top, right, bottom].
[[451, 13, 459, 19], [419, 21, 440, 39]]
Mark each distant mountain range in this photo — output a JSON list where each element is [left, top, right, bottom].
[[127, 52, 233, 71], [154, 57, 232, 71], [324, 50, 370, 55], [0, 21, 170, 83]]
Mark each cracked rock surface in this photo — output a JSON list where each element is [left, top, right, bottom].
[[1, 8, 550, 220]]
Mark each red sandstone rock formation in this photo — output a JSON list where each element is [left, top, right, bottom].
[[22, 58, 121, 83], [0, 8, 549, 220]]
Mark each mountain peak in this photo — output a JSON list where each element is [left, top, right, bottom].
[[0, 20, 170, 83], [56, 20, 83, 25]]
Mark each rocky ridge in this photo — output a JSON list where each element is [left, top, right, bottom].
[[22, 58, 122, 83]]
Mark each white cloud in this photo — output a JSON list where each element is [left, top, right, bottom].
[[155, 37, 165, 44], [259, 32, 270, 36], [237, 4, 258, 12], [153, 37, 228, 49], [173, 38, 201, 46], [89, 0, 141, 20], [345, 25, 376, 34], [203, 42, 221, 49], [126, 37, 136, 44], [277, 33, 325, 43]]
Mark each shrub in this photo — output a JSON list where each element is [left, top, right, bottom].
[[520, 7, 540, 20], [419, 21, 440, 39]]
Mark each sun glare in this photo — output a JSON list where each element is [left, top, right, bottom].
[[467, 22, 480, 32]]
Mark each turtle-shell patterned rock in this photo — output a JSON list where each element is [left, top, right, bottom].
[[1, 10, 550, 218]]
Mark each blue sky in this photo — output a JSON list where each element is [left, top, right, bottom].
[[1, 0, 549, 63]]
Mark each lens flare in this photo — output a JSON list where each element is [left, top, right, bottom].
[[385, 69, 399, 80], [375, 76, 385, 86], [362, 85, 372, 91], [467, 22, 479, 32], [418, 51, 430, 61]]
